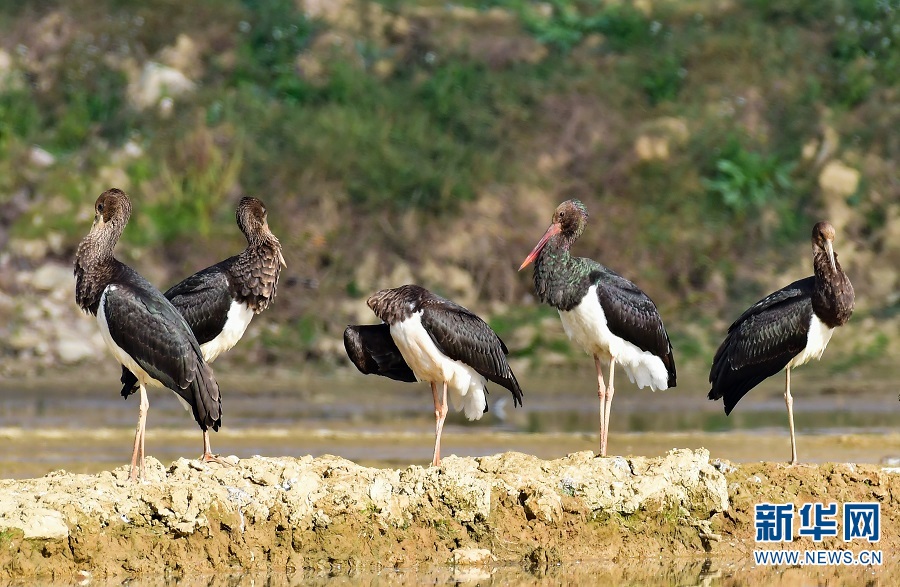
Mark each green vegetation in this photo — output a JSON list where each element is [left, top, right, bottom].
[[703, 145, 795, 216], [0, 0, 896, 364]]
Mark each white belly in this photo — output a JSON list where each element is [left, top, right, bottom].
[[788, 314, 835, 369], [200, 300, 254, 362], [98, 286, 190, 411], [559, 285, 670, 391], [390, 312, 488, 420]]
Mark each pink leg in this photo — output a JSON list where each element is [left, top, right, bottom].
[[199, 430, 233, 467], [602, 357, 617, 457], [594, 355, 607, 457], [785, 368, 798, 465], [431, 382, 449, 467], [129, 385, 149, 481]]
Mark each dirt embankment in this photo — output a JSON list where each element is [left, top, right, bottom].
[[0, 449, 897, 583]]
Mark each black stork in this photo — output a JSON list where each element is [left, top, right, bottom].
[[119, 196, 285, 463], [74, 188, 221, 480], [709, 221, 854, 464], [519, 199, 676, 457], [344, 284, 524, 466]]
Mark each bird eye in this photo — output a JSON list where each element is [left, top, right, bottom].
[[97, 203, 104, 213]]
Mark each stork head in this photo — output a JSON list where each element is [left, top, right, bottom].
[[812, 221, 837, 273], [519, 199, 589, 270], [238, 196, 286, 267]]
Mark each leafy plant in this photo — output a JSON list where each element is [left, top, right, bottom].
[[640, 53, 684, 105], [702, 147, 795, 215], [491, 0, 652, 53]]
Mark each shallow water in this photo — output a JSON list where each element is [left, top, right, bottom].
[[18, 558, 898, 586], [1, 363, 898, 479]]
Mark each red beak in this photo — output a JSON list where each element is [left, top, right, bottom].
[[519, 223, 561, 270]]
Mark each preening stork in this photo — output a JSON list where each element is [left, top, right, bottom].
[[74, 188, 221, 481], [119, 196, 285, 463], [519, 199, 676, 457], [709, 221, 854, 464], [344, 284, 523, 466]]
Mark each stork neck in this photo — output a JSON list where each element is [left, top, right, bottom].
[[76, 223, 120, 269], [239, 234, 282, 269], [74, 211, 129, 315], [811, 248, 854, 328], [74, 233, 120, 315], [533, 234, 593, 311], [229, 235, 283, 312]]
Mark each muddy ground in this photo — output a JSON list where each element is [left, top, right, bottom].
[[1, 448, 898, 585]]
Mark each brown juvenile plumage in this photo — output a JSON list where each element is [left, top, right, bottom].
[[75, 188, 133, 315], [230, 196, 286, 313]]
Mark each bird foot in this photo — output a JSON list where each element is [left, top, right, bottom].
[[198, 452, 235, 467], [128, 464, 145, 482]]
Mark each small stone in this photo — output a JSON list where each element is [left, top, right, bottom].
[[30, 264, 72, 292], [451, 547, 494, 566], [56, 329, 97, 364], [819, 160, 860, 198], [128, 62, 195, 110], [368, 476, 392, 503], [29, 146, 55, 168], [75, 570, 92, 587]]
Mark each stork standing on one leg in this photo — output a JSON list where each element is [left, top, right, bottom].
[[344, 284, 523, 466], [708, 221, 854, 465], [119, 196, 285, 463], [519, 199, 676, 457], [74, 188, 221, 480]]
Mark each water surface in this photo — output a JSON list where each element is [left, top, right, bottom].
[[2, 363, 898, 479]]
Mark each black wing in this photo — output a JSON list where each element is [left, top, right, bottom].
[[708, 277, 814, 414], [164, 266, 233, 345], [120, 266, 233, 398], [592, 267, 677, 388], [419, 300, 523, 407], [104, 274, 221, 431], [343, 324, 417, 383]]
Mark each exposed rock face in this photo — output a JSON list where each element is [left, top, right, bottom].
[[0, 262, 107, 375], [127, 62, 196, 111], [634, 117, 690, 161], [0, 449, 727, 580]]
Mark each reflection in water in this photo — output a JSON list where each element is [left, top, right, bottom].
[[25, 558, 894, 587]]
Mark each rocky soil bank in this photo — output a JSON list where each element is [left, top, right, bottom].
[[0, 449, 898, 583]]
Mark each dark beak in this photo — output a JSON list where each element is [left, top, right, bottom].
[[519, 223, 560, 271]]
